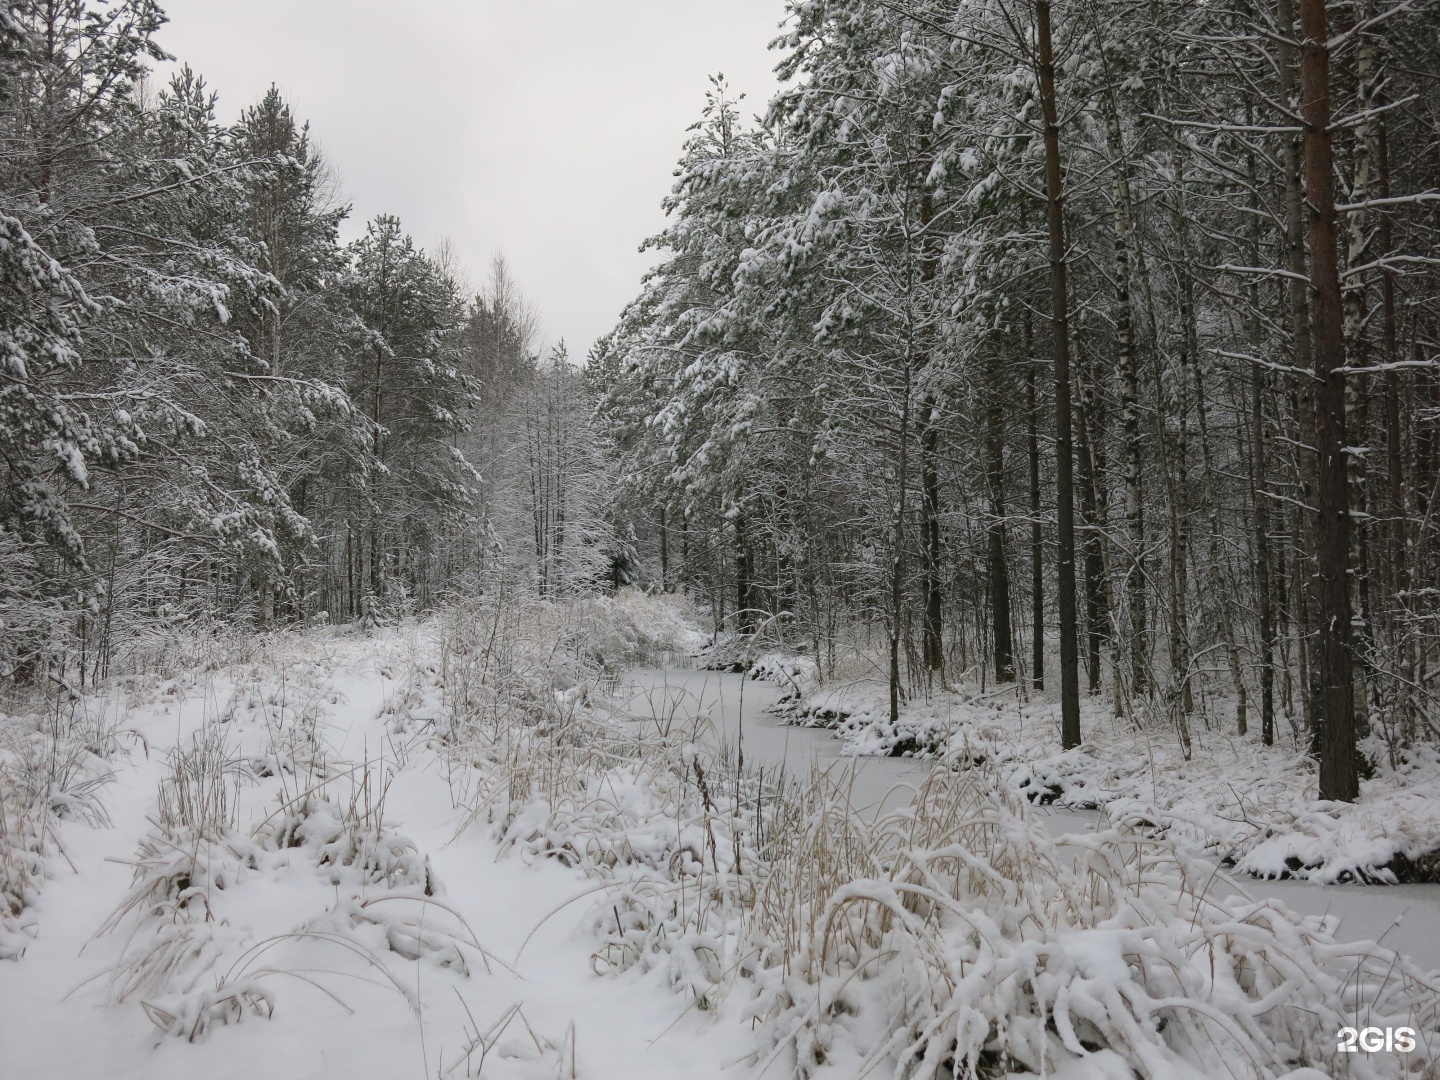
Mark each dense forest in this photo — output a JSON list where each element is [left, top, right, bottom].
[[598, 0, 1440, 801], [3, 0, 1438, 811], [0, 1, 627, 688]]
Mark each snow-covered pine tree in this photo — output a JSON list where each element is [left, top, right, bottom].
[[231, 86, 371, 623], [343, 214, 480, 615]]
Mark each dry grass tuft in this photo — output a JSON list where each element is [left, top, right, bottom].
[[1, 692, 129, 957]]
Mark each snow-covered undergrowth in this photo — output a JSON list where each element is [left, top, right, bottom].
[[1, 585, 716, 1079], [750, 661, 1440, 888], [0, 619, 574, 1074], [83, 644, 477, 1044], [431, 632, 1440, 1077], [7, 594, 1440, 1079], [749, 767, 1440, 1078], [1, 690, 129, 959]]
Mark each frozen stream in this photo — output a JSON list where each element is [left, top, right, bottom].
[[618, 665, 1440, 973]]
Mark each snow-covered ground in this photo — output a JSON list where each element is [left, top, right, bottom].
[[738, 658, 1440, 890], [0, 600, 732, 1080], [3, 598, 1439, 1079], [619, 666, 1440, 974]]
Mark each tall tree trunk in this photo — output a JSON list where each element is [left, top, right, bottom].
[[891, 377, 912, 727], [1168, 145, 1196, 719], [1253, 364, 1278, 745], [917, 173, 945, 685], [1035, 0, 1082, 748], [1299, 0, 1358, 801], [921, 398, 945, 681], [1074, 344, 1107, 694], [987, 385, 1015, 682], [1279, 0, 1321, 747], [1342, 16, 1379, 731], [1376, 116, 1412, 742], [1120, 273, 1149, 701], [1026, 330, 1045, 692], [1246, 132, 1277, 745]]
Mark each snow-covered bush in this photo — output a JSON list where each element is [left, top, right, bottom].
[[139, 979, 275, 1043], [259, 786, 436, 894], [749, 653, 821, 708], [319, 894, 501, 977], [0, 800, 45, 959], [433, 589, 702, 740], [94, 647, 458, 1042]]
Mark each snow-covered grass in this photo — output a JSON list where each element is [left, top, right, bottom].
[[81, 648, 462, 1047], [464, 684, 1440, 1076], [0, 588, 724, 1079], [1, 689, 131, 958], [433, 611, 1440, 1077], [4, 594, 1439, 1079], [746, 655, 1440, 889], [745, 764, 1440, 1078]]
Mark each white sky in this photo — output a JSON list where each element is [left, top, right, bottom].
[[156, 1, 789, 357]]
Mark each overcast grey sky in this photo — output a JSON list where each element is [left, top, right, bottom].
[[157, 1, 789, 356]]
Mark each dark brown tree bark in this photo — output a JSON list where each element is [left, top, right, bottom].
[[1035, 0, 1082, 748], [1299, 0, 1358, 801]]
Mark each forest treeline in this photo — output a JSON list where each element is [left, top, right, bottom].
[[597, 0, 1440, 799], [4, 0, 1437, 806], [0, 1, 629, 690]]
